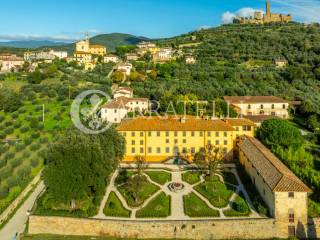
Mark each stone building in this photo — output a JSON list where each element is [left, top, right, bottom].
[[224, 96, 290, 119], [233, 1, 292, 24], [237, 136, 311, 238]]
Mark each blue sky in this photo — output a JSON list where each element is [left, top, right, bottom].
[[0, 0, 319, 41]]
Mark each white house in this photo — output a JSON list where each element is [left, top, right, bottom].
[[113, 87, 134, 99], [153, 47, 174, 62], [0, 54, 24, 72], [100, 97, 149, 123], [104, 54, 119, 63], [125, 53, 139, 61], [116, 63, 133, 76], [50, 50, 68, 59]]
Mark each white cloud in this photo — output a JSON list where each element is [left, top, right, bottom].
[[221, 8, 263, 24], [221, 11, 236, 24], [0, 34, 78, 42]]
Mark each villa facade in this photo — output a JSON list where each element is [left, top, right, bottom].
[[117, 116, 255, 162]]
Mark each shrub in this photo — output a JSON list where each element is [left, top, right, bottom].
[[0, 166, 13, 181], [37, 149, 47, 158], [9, 158, 23, 168], [0, 144, 9, 154], [17, 166, 32, 183], [31, 132, 40, 139], [35, 105, 43, 112], [6, 176, 18, 188], [0, 185, 9, 199], [37, 124, 44, 131], [24, 137, 33, 146], [11, 112, 19, 119], [39, 137, 48, 144], [31, 158, 39, 167], [31, 99, 39, 105], [53, 114, 62, 121], [233, 199, 248, 212], [20, 126, 30, 133], [4, 121, 12, 127], [15, 143, 26, 152], [0, 131, 5, 139], [24, 115, 31, 121], [18, 107, 26, 114], [0, 159, 7, 168], [0, 115, 5, 123], [29, 117, 39, 129], [30, 143, 41, 151], [0, 124, 5, 131], [22, 151, 31, 158], [4, 151, 15, 161], [4, 126, 14, 135], [13, 121, 22, 128]]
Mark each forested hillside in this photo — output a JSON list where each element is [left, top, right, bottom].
[[132, 23, 320, 115]]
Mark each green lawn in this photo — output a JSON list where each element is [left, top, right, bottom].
[[223, 192, 251, 217], [182, 171, 202, 185], [194, 179, 236, 208], [117, 179, 159, 207], [136, 192, 171, 218], [183, 192, 219, 217], [144, 171, 171, 185], [103, 191, 131, 218]]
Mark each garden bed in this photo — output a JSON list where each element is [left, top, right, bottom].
[[103, 191, 131, 218], [183, 192, 219, 217], [136, 192, 171, 218]]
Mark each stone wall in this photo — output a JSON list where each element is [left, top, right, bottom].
[[29, 216, 285, 239]]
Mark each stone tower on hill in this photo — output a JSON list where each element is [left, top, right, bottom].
[[233, 0, 292, 24]]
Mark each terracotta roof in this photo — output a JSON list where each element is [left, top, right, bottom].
[[90, 44, 106, 48], [224, 96, 289, 104], [74, 51, 91, 55], [101, 97, 148, 109], [238, 136, 311, 193], [116, 116, 235, 132], [222, 118, 255, 126]]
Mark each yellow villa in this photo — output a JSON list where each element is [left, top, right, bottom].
[[117, 116, 255, 162]]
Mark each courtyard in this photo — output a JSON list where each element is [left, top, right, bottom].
[[94, 164, 261, 220]]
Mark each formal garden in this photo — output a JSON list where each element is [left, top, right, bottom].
[[100, 164, 266, 219]]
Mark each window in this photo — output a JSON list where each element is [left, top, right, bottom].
[[174, 139, 178, 144], [140, 147, 144, 153], [165, 147, 170, 153], [140, 132, 144, 137], [288, 192, 294, 198], [157, 131, 160, 137], [224, 132, 227, 137], [131, 148, 135, 154], [183, 131, 186, 137], [183, 139, 186, 144], [248, 104, 251, 109], [271, 112, 276, 116], [207, 131, 211, 137], [283, 104, 286, 109], [215, 132, 219, 137], [271, 104, 275, 109], [260, 104, 264, 109], [207, 140, 211, 145], [174, 131, 178, 137], [157, 147, 161, 153], [148, 131, 152, 137], [199, 131, 203, 137], [289, 210, 295, 223], [236, 127, 239, 131], [182, 147, 187, 153], [243, 126, 252, 131], [131, 132, 135, 137], [191, 131, 195, 137], [148, 147, 152, 153], [114, 109, 117, 113], [140, 140, 144, 145], [166, 131, 169, 137], [223, 147, 227, 154], [123, 132, 127, 137], [191, 147, 195, 153], [215, 140, 219, 145], [131, 140, 135, 145], [224, 140, 228, 145], [114, 118, 117, 122], [166, 139, 169, 144]]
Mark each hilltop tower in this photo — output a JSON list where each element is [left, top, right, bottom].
[[266, 0, 271, 17]]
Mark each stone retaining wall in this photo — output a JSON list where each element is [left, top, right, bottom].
[[29, 216, 283, 239]]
